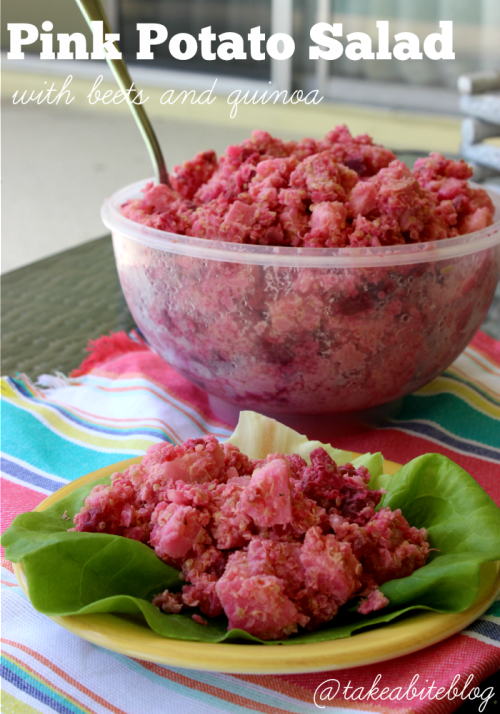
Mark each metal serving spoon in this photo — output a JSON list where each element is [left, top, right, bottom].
[[75, 0, 171, 186]]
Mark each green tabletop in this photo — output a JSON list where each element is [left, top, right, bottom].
[[1, 236, 135, 378], [2, 233, 499, 379]]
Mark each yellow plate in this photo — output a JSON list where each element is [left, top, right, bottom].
[[13, 456, 500, 674]]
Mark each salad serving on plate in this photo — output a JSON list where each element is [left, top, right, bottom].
[[3, 412, 500, 649]]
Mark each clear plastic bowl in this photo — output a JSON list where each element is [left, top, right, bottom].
[[102, 179, 500, 415]]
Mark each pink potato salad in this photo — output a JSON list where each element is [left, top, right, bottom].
[[112, 127, 500, 415], [73, 434, 429, 640], [121, 126, 495, 247]]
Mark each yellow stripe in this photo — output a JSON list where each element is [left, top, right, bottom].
[[3, 652, 95, 714], [2, 380, 154, 453], [1, 690, 44, 714], [450, 366, 500, 401], [416, 375, 500, 419]]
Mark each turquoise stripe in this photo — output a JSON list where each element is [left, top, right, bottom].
[[2, 400, 139, 481], [395, 393, 500, 449], [11, 375, 231, 440], [1, 579, 29, 602], [1, 568, 19, 586], [104, 650, 254, 714], [167, 667, 315, 714], [105, 649, 308, 714], [9, 376, 168, 441], [2, 656, 88, 714]]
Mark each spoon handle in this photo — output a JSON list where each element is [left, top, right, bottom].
[[75, 0, 171, 186]]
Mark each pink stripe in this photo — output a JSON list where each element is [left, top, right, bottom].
[[280, 633, 500, 713], [332, 429, 500, 504], [470, 332, 500, 366], [1, 478, 45, 534], [90, 352, 229, 429]]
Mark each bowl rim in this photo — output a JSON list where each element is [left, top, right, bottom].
[[102, 178, 500, 268]]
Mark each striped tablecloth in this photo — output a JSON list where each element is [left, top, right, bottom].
[[2, 331, 499, 714]]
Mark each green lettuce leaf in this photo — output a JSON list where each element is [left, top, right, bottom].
[[1, 475, 111, 563], [351, 451, 383, 477], [3, 419, 500, 646], [23, 535, 182, 611]]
